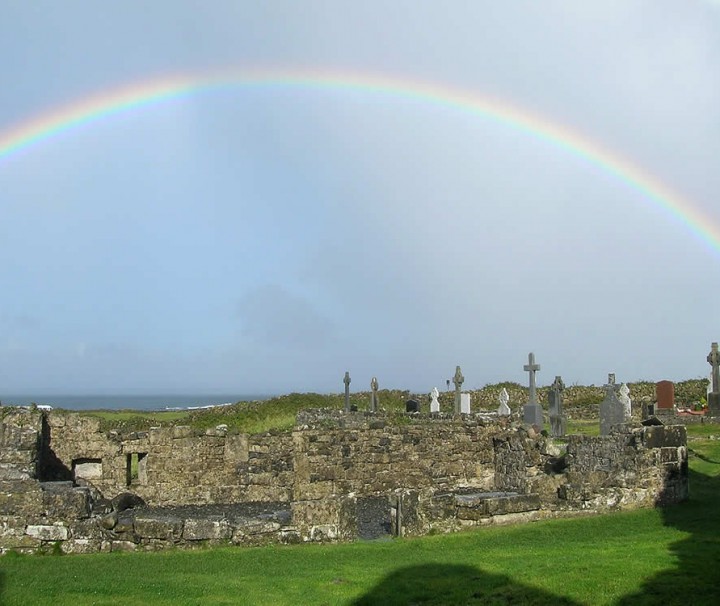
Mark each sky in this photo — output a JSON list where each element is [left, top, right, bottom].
[[1, 1, 719, 395]]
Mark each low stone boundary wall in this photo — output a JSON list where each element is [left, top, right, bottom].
[[0, 408, 689, 554]]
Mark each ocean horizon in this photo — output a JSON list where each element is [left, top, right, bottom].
[[0, 394, 274, 411]]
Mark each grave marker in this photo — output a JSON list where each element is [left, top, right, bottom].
[[497, 388, 511, 416], [523, 353, 543, 427], [370, 377, 379, 412], [460, 393, 471, 414], [453, 366, 464, 414], [707, 342, 720, 416], [618, 383, 632, 419], [548, 375, 567, 437], [656, 380, 674, 410], [430, 387, 440, 413], [599, 373, 630, 435], [343, 371, 351, 413]]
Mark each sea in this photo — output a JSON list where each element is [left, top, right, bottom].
[[0, 394, 273, 412]]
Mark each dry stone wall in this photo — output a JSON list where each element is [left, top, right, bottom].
[[0, 408, 689, 554]]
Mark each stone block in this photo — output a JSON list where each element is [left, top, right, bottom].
[[310, 524, 338, 541], [26, 524, 68, 541], [64, 538, 102, 554], [0, 480, 43, 516], [42, 486, 91, 519], [110, 540, 137, 552], [134, 514, 184, 540], [182, 518, 232, 540], [172, 426, 193, 439], [643, 425, 687, 449]]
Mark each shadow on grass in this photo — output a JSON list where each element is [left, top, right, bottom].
[[615, 456, 720, 605], [350, 563, 580, 606]]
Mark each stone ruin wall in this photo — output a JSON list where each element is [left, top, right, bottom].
[[0, 408, 688, 554]]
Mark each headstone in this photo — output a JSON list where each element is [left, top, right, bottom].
[[405, 399, 420, 413], [452, 366, 464, 414], [370, 377, 379, 412], [547, 375, 567, 438], [707, 342, 720, 416], [599, 373, 630, 435], [430, 387, 440, 413], [497, 388, 511, 416], [523, 353, 543, 427], [460, 393, 471, 414], [618, 382, 632, 419], [656, 380, 674, 410], [343, 371, 351, 413]]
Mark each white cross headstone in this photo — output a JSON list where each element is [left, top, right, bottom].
[[497, 388, 511, 416], [460, 393, 471, 414], [430, 387, 440, 413]]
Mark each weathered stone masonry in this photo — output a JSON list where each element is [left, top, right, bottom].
[[0, 408, 688, 554]]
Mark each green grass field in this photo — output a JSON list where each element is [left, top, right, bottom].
[[1, 427, 718, 605]]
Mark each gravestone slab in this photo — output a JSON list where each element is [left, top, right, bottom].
[[547, 375, 567, 438], [656, 381, 674, 410], [460, 393, 471, 414], [599, 373, 630, 435]]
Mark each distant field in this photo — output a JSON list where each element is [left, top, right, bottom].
[[0, 428, 717, 605]]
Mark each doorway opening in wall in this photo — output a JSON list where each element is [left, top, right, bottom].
[[126, 452, 147, 486]]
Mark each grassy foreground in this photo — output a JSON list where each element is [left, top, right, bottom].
[[1, 430, 719, 605]]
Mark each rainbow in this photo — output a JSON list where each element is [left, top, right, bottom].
[[1, 67, 718, 253]]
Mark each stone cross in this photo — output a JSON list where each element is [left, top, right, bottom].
[[430, 387, 440, 413], [453, 366, 464, 413], [343, 371, 351, 413], [604, 373, 616, 396], [522, 353, 543, 427], [370, 377, 379, 412], [524, 353, 541, 405], [708, 343, 720, 394]]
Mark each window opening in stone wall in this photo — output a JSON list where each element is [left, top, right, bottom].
[[72, 458, 102, 481], [126, 452, 148, 486]]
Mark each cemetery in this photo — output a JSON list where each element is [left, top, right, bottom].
[[2, 348, 712, 557]]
